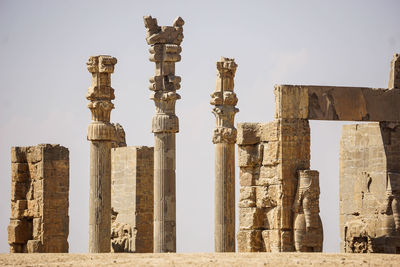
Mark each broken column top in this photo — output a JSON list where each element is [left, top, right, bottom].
[[143, 16, 184, 45], [87, 55, 117, 74], [389, 53, 400, 89]]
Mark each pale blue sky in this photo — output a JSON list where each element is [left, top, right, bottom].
[[0, 0, 399, 253]]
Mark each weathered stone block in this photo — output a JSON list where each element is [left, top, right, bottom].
[[239, 207, 264, 230], [11, 163, 29, 182], [239, 187, 256, 208], [237, 123, 263, 145], [11, 147, 27, 163], [265, 206, 281, 230], [239, 167, 259, 186], [275, 84, 400, 122], [27, 240, 42, 253], [238, 144, 263, 167], [262, 141, 280, 165], [256, 186, 279, 208], [262, 230, 280, 252], [8, 219, 32, 244], [111, 146, 154, 253], [237, 230, 263, 252], [8, 144, 69, 253]]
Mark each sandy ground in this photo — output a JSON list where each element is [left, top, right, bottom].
[[1, 253, 400, 267]]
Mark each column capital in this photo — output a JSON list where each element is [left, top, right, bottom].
[[86, 55, 117, 141], [144, 16, 184, 134], [211, 57, 239, 144]]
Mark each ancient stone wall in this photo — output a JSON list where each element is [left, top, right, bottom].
[[237, 119, 314, 252], [340, 122, 400, 253], [111, 146, 154, 253], [8, 144, 69, 253]]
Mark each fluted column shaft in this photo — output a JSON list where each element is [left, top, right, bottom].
[[144, 15, 184, 253], [86, 55, 117, 253], [214, 143, 235, 252], [211, 57, 238, 252], [154, 133, 176, 252], [89, 141, 111, 252]]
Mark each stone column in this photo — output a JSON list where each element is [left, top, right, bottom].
[[211, 57, 239, 252], [86, 55, 117, 253], [388, 53, 400, 89], [144, 15, 184, 253]]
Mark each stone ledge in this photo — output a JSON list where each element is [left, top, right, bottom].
[[274, 84, 400, 122], [0, 253, 399, 266]]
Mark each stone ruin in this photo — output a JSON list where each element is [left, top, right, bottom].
[[8, 144, 69, 253], [237, 53, 400, 253], [111, 146, 154, 253], [6, 14, 400, 255]]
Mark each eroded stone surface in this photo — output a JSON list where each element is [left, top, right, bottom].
[[274, 85, 400, 122], [340, 123, 400, 253], [237, 119, 311, 252], [211, 57, 238, 252], [86, 55, 117, 253], [111, 146, 154, 253], [144, 16, 184, 253], [8, 144, 69, 253]]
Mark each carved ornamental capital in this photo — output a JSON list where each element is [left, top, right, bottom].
[[211, 57, 239, 144], [144, 16, 184, 134], [144, 16, 184, 45], [212, 127, 237, 144], [86, 55, 117, 141]]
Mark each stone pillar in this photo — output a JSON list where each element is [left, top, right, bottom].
[[86, 55, 117, 253], [210, 57, 238, 252], [144, 15, 184, 253], [111, 146, 154, 253], [388, 53, 400, 89], [8, 144, 69, 253]]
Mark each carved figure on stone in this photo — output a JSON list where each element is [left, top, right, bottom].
[[344, 220, 373, 253], [111, 222, 135, 253], [293, 170, 323, 252], [382, 173, 400, 234]]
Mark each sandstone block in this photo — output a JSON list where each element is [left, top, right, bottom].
[[11, 163, 29, 182], [238, 144, 263, 167], [237, 230, 263, 252], [237, 123, 262, 145], [239, 207, 264, 230], [262, 141, 280, 165], [239, 187, 256, 208], [111, 146, 154, 253], [265, 206, 281, 230], [11, 147, 27, 163], [275, 84, 400, 122], [8, 219, 32, 244], [262, 230, 280, 252], [239, 167, 259, 186], [27, 240, 42, 253], [256, 186, 279, 208], [8, 144, 69, 253]]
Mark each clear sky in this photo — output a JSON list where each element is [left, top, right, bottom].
[[0, 0, 399, 253]]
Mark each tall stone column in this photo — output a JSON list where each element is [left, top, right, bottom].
[[144, 15, 184, 253], [86, 55, 117, 253], [211, 57, 239, 252]]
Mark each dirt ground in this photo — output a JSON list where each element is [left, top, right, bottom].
[[1, 252, 400, 267]]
